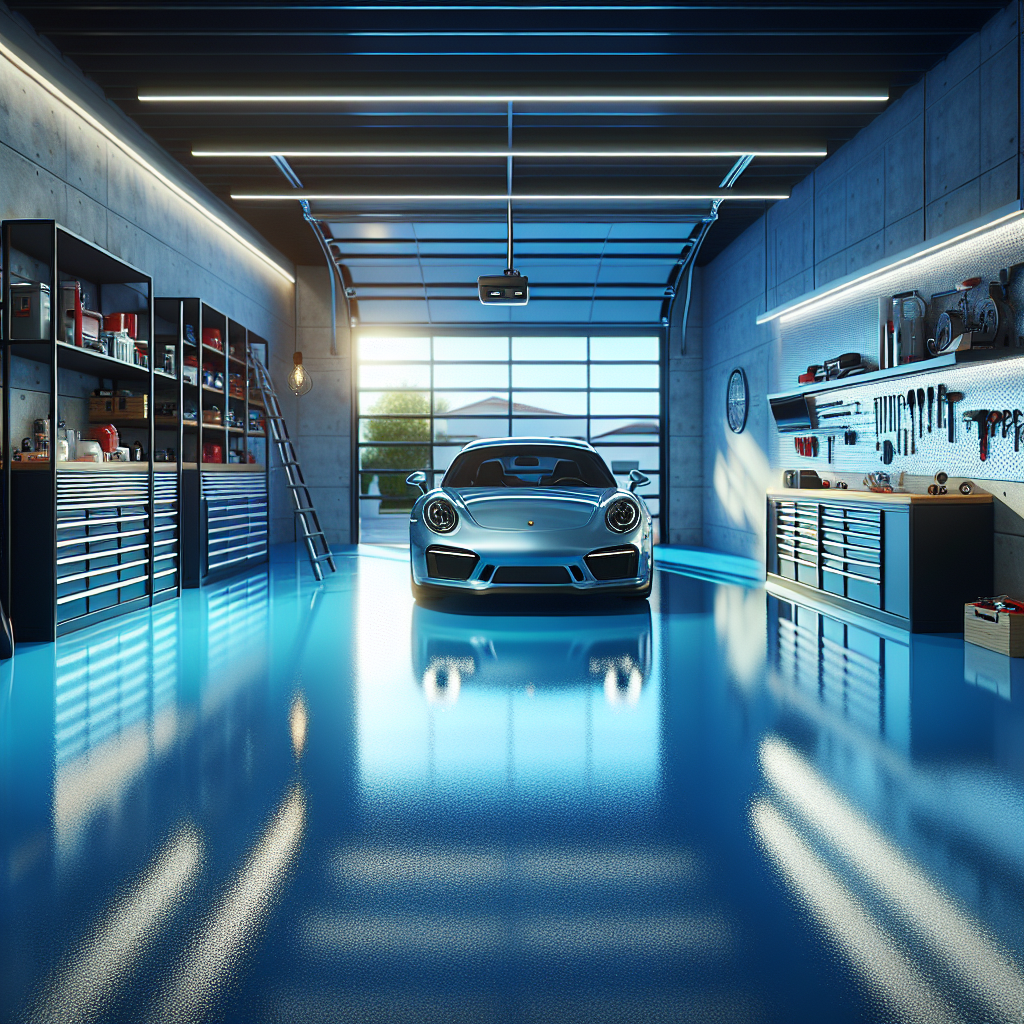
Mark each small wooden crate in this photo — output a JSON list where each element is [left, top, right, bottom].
[[89, 395, 148, 421], [964, 603, 1024, 657]]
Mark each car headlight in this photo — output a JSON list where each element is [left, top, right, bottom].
[[605, 497, 641, 533], [424, 497, 459, 534]]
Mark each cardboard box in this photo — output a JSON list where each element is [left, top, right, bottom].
[[89, 395, 148, 421], [964, 602, 1024, 657]]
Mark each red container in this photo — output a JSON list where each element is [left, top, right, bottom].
[[202, 442, 223, 463], [202, 327, 223, 351], [90, 423, 119, 454], [103, 313, 138, 339]]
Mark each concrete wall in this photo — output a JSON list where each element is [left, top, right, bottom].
[[700, 1, 1024, 592], [0, 5, 301, 542], [665, 266, 703, 545], [287, 266, 354, 547]]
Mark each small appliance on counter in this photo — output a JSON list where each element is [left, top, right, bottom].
[[76, 440, 103, 463], [33, 418, 50, 453], [89, 423, 119, 455]]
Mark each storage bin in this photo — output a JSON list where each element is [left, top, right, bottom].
[[964, 600, 1024, 657]]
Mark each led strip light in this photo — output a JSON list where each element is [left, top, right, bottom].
[[142, 92, 888, 105], [232, 191, 789, 201], [757, 207, 1024, 324], [196, 147, 826, 158], [0, 43, 294, 284]]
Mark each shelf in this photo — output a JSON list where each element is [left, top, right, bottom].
[[767, 349, 1024, 402], [202, 344, 226, 357], [11, 340, 153, 381], [88, 416, 178, 429], [227, 426, 245, 434], [248, 431, 266, 438], [768, 487, 992, 506], [201, 462, 266, 473], [202, 384, 225, 396], [56, 460, 150, 472], [154, 369, 178, 381]]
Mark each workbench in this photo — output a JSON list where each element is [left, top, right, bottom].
[[766, 488, 993, 632]]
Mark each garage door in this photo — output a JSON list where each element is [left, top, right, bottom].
[[357, 333, 661, 544]]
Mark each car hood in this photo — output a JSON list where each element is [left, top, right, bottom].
[[451, 486, 611, 531]]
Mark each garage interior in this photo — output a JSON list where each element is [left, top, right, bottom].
[[0, 2, 1022, 1021]]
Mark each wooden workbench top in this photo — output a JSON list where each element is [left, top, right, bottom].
[[768, 488, 992, 505]]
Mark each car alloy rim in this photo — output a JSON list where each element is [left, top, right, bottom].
[[605, 497, 640, 533], [424, 497, 459, 533]]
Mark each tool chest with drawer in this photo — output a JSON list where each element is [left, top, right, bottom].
[[767, 489, 993, 632]]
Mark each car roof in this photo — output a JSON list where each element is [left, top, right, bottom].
[[460, 436, 598, 453]]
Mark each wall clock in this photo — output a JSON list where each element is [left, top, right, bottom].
[[726, 368, 748, 433]]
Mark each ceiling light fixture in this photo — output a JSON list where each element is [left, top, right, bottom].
[[142, 92, 887, 105], [195, 147, 826, 158], [231, 191, 789, 201]]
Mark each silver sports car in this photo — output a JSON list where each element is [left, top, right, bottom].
[[407, 437, 653, 600]]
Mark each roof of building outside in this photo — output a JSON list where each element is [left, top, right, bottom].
[[461, 437, 597, 453]]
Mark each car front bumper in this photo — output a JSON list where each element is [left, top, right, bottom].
[[409, 525, 653, 595]]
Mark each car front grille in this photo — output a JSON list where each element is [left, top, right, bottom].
[[492, 565, 571, 585], [584, 546, 639, 581]]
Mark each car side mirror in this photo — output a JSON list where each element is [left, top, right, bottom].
[[628, 469, 650, 493], [406, 471, 429, 494]]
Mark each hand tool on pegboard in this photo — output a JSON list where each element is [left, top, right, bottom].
[[874, 398, 880, 451], [906, 389, 916, 454], [917, 388, 925, 438], [963, 410, 991, 461], [1013, 410, 1023, 453], [1001, 410, 1012, 439], [945, 391, 963, 442], [937, 383, 946, 430], [988, 411, 1003, 447], [927, 386, 934, 432]]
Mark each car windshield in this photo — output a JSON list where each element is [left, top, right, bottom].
[[443, 445, 616, 488]]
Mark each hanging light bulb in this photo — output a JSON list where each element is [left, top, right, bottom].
[[287, 351, 312, 396]]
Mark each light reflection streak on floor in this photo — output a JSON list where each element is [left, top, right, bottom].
[[0, 551, 1019, 1023]]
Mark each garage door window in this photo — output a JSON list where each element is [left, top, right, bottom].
[[357, 334, 661, 543]]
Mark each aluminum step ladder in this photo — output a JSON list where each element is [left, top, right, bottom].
[[250, 351, 337, 581]]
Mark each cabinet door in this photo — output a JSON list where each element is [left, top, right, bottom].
[[883, 509, 910, 617]]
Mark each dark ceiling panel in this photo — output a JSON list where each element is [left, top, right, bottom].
[[10, 0, 1006, 318]]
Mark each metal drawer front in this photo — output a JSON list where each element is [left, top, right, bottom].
[[56, 471, 151, 623], [154, 472, 180, 593], [202, 472, 269, 574]]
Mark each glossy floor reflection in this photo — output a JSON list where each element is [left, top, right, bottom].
[[1, 551, 1022, 1023]]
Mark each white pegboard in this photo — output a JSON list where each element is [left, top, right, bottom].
[[769, 210, 1024, 484]]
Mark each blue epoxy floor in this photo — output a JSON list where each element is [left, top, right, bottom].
[[1, 551, 1022, 1023]]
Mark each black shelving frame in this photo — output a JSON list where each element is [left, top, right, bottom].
[[1, 219, 171, 640], [158, 296, 269, 587]]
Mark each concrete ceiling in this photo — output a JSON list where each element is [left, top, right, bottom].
[[11, 0, 1007, 323]]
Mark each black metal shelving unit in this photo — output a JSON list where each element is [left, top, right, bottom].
[[159, 296, 269, 587], [0, 219, 176, 641]]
